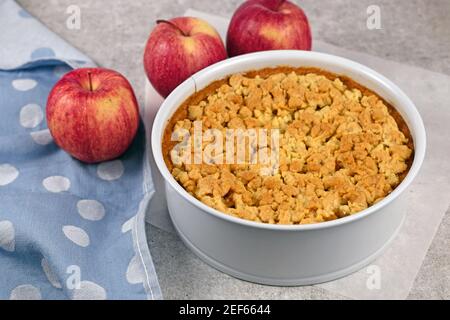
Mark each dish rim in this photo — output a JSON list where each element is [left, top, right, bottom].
[[151, 50, 426, 231]]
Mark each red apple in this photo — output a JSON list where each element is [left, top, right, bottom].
[[46, 68, 139, 163], [144, 17, 227, 98], [227, 0, 312, 57]]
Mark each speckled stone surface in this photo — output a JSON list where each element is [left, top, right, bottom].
[[17, 0, 450, 299]]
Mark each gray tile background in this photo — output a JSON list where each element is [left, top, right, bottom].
[[17, 0, 450, 299]]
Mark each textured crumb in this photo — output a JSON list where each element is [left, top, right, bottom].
[[167, 70, 413, 225]]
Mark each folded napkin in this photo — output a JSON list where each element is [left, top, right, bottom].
[[0, 0, 161, 300]]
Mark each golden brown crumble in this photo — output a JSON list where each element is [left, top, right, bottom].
[[165, 69, 413, 225]]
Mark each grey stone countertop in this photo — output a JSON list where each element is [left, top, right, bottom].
[[18, 0, 450, 299]]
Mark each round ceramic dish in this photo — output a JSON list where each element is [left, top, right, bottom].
[[151, 50, 426, 286]]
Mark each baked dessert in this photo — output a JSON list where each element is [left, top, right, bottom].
[[162, 67, 414, 225]]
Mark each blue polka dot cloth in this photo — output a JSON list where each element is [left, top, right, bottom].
[[0, 0, 161, 299]]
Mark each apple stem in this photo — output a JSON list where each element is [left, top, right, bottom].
[[88, 71, 93, 92], [156, 19, 188, 36]]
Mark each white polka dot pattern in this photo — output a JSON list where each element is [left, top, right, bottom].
[[77, 200, 105, 221], [41, 258, 62, 289], [30, 129, 53, 145], [72, 281, 106, 300], [10, 285, 41, 300], [121, 216, 135, 233], [12, 79, 37, 91], [42, 176, 71, 193], [1, 46, 158, 299], [0, 221, 15, 252], [126, 255, 145, 285], [0, 164, 19, 186], [62, 226, 90, 247], [20, 103, 43, 128], [97, 160, 124, 181]]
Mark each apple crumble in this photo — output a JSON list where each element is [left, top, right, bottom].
[[162, 67, 414, 224]]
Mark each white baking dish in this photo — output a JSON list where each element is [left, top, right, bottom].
[[151, 50, 426, 285]]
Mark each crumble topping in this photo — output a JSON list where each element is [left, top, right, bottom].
[[167, 71, 413, 224]]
